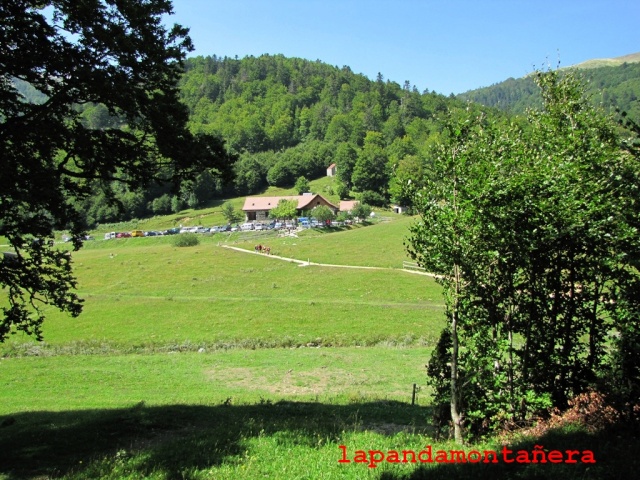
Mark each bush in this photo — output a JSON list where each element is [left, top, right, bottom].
[[172, 233, 199, 247]]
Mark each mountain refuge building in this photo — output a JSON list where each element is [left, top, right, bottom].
[[242, 193, 338, 222]]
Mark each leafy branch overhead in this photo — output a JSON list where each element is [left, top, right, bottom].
[[0, 0, 235, 341]]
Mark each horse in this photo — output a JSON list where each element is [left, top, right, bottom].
[[263, 246, 271, 255], [254, 244, 262, 253]]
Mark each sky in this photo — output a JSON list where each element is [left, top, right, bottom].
[[166, 0, 639, 95]]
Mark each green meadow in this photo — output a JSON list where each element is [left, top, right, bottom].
[[1, 215, 635, 479]]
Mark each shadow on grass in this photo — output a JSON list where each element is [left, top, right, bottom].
[[0, 400, 428, 479], [1, 401, 638, 480], [378, 422, 639, 480]]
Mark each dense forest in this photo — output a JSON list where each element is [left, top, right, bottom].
[[458, 60, 640, 123], [177, 54, 478, 206], [14, 54, 483, 225], [12, 54, 638, 226]]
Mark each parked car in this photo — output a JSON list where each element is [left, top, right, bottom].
[[131, 230, 144, 237], [116, 232, 131, 238], [104, 232, 117, 240], [240, 223, 254, 231], [195, 226, 209, 234], [164, 227, 180, 235], [254, 223, 264, 231], [230, 225, 239, 232]]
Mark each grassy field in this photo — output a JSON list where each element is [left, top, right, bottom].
[[25, 233, 442, 349], [2, 212, 637, 479]]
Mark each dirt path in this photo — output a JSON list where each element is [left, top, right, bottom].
[[221, 245, 439, 277]]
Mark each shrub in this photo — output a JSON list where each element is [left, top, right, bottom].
[[172, 233, 199, 247]]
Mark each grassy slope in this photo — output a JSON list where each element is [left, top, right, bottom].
[[3, 194, 635, 479], [31, 233, 441, 347], [0, 348, 431, 413], [570, 51, 640, 69], [235, 215, 416, 268]]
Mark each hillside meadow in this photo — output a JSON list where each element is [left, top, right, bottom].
[[2, 216, 636, 479]]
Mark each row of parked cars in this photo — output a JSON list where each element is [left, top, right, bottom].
[[102, 218, 353, 240], [104, 229, 174, 239]]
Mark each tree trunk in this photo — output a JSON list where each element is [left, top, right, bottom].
[[451, 265, 464, 444]]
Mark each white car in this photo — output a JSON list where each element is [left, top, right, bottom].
[[240, 223, 254, 231]]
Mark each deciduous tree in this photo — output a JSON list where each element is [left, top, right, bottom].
[[0, 0, 235, 341], [407, 71, 640, 442], [310, 205, 334, 224], [269, 199, 298, 220], [294, 176, 310, 195], [221, 202, 242, 225]]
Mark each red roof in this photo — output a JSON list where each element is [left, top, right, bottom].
[[242, 194, 338, 211], [339, 200, 359, 212]]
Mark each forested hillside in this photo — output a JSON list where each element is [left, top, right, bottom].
[[458, 59, 640, 123], [12, 54, 481, 225], [177, 54, 473, 205], [11, 52, 639, 227]]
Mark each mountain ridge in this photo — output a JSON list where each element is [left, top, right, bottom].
[[457, 52, 640, 122]]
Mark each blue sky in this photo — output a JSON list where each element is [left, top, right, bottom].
[[166, 0, 639, 95]]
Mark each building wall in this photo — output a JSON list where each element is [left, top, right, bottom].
[[301, 196, 338, 213]]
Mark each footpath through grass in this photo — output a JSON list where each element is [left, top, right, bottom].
[[14, 234, 443, 349]]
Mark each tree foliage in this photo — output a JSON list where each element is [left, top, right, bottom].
[[8, 50, 473, 220], [0, 0, 235, 341], [221, 202, 242, 225], [294, 176, 310, 195], [310, 205, 334, 224], [351, 202, 373, 221], [407, 70, 640, 441], [268, 199, 298, 220], [179, 54, 471, 202]]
